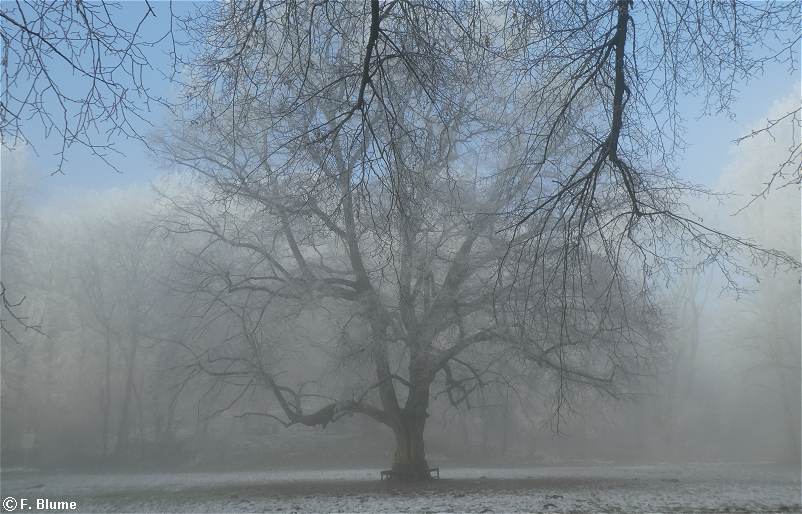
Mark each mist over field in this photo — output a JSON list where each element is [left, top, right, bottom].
[[1, 1, 800, 513], [2, 106, 800, 471]]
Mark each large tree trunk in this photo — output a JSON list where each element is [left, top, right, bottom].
[[389, 357, 433, 481], [391, 414, 430, 480]]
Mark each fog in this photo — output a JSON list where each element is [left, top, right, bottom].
[[1, 2, 800, 512], [2, 97, 799, 475]]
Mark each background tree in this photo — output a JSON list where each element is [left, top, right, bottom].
[[0, 154, 42, 343]]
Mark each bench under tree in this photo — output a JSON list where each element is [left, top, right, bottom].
[[380, 467, 440, 480]]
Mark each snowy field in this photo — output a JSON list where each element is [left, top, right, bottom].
[[1, 464, 799, 513]]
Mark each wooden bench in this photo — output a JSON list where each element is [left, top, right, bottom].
[[380, 467, 439, 480]]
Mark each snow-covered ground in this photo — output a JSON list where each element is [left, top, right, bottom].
[[1, 463, 798, 513]]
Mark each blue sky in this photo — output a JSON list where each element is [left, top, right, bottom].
[[4, 1, 190, 200], [678, 63, 800, 190], [5, 1, 800, 202]]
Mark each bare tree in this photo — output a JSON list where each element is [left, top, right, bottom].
[[0, 158, 43, 344], [737, 280, 802, 463], [67, 206, 172, 460], [658, 269, 711, 454], [174, 0, 799, 266], [144, 0, 801, 481], [155, 44, 661, 477]]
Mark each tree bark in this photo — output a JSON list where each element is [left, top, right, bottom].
[[391, 414, 430, 480], [389, 354, 434, 481]]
